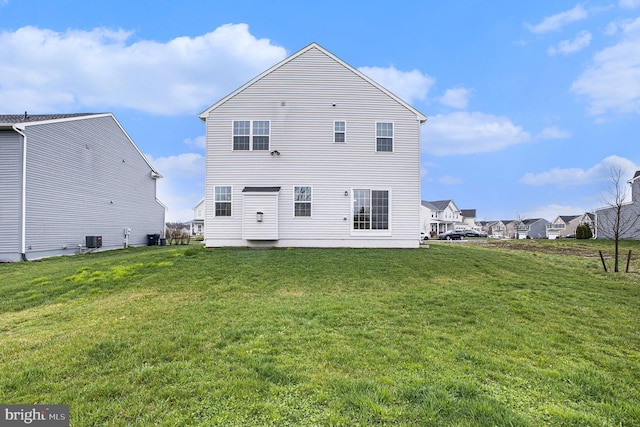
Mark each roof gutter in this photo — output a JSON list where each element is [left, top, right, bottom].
[[12, 124, 28, 261]]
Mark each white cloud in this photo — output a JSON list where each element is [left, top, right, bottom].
[[422, 112, 531, 156], [571, 17, 640, 116], [619, 0, 640, 9], [149, 152, 205, 178], [359, 66, 434, 104], [184, 135, 206, 150], [146, 153, 205, 222], [0, 24, 287, 115], [519, 155, 638, 186], [548, 30, 592, 55], [439, 175, 464, 185], [526, 5, 588, 34], [537, 126, 572, 139], [439, 87, 472, 109]]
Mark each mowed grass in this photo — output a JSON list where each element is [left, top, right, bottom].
[[1, 242, 639, 426]]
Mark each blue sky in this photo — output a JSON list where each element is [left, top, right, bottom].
[[1, 1, 639, 222]]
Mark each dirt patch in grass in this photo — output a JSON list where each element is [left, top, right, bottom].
[[479, 240, 601, 257]]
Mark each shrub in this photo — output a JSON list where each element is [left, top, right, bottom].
[[576, 223, 593, 239]]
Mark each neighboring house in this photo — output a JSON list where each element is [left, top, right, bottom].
[[460, 209, 477, 229], [595, 170, 640, 239], [199, 43, 427, 248], [420, 200, 462, 236], [0, 113, 166, 261], [192, 197, 205, 236], [484, 220, 507, 238], [578, 212, 596, 233], [547, 215, 580, 239], [515, 218, 549, 239], [482, 220, 517, 238], [547, 213, 595, 239], [503, 220, 519, 239]]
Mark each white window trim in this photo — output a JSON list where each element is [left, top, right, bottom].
[[375, 121, 394, 153], [350, 187, 392, 236], [334, 120, 346, 144], [231, 120, 271, 151], [293, 185, 313, 218], [213, 185, 233, 218]]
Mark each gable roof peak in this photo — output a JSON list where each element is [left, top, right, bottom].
[[198, 42, 427, 123]]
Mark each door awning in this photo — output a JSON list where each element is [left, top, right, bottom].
[[242, 187, 281, 192]]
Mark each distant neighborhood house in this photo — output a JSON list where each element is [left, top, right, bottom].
[[192, 197, 205, 236], [420, 201, 481, 238], [547, 213, 595, 239], [515, 218, 549, 239], [199, 42, 427, 248], [0, 113, 166, 261]]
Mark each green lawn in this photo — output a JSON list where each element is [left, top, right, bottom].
[[1, 242, 639, 426]]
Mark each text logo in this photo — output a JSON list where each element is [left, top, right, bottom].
[[1, 405, 69, 426]]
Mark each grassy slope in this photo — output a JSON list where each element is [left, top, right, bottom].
[[0, 242, 639, 426]]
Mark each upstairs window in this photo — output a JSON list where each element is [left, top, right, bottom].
[[233, 120, 270, 151], [334, 121, 346, 143], [233, 121, 250, 150], [214, 186, 232, 217], [294, 186, 312, 217], [376, 122, 393, 152], [253, 121, 270, 150]]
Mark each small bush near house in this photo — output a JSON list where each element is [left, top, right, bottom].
[[166, 227, 191, 245], [576, 223, 593, 239]]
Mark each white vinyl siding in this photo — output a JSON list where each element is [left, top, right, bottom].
[[203, 45, 421, 248], [0, 131, 22, 258], [16, 115, 165, 259], [243, 190, 279, 240]]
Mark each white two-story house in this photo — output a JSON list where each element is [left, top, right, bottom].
[[199, 43, 427, 248], [420, 200, 462, 237], [192, 197, 205, 236]]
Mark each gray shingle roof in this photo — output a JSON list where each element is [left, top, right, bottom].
[[460, 209, 476, 218], [0, 113, 99, 124], [559, 215, 580, 223]]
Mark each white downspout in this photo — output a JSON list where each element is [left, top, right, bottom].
[[12, 125, 28, 260]]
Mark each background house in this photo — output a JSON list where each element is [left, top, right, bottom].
[[192, 197, 205, 236], [460, 209, 477, 229], [516, 218, 549, 239], [547, 213, 595, 239], [0, 113, 166, 261], [420, 200, 462, 236], [547, 215, 579, 239], [484, 220, 507, 238], [199, 43, 427, 248], [595, 170, 640, 239]]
